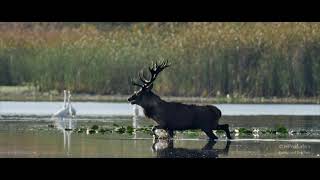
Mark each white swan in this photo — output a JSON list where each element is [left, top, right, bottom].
[[67, 90, 76, 117], [52, 90, 69, 118]]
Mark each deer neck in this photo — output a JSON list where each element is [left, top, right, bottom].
[[141, 92, 165, 120]]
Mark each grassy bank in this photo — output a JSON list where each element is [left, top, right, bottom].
[[0, 22, 320, 99], [1, 86, 319, 104]]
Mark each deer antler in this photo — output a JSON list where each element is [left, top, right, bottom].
[[131, 60, 170, 89], [148, 60, 170, 83], [131, 78, 143, 88], [140, 60, 170, 87]]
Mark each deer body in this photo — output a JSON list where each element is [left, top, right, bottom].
[[142, 95, 220, 131], [128, 60, 231, 140]]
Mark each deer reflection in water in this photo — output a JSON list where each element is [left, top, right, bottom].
[[152, 139, 231, 158]]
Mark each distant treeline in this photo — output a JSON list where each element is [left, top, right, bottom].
[[0, 22, 319, 98]]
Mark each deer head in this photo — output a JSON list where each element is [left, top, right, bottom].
[[128, 60, 170, 106]]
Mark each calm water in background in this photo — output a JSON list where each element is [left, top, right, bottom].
[[1, 101, 319, 116], [0, 101, 319, 158]]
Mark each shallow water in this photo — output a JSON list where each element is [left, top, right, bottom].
[[0, 101, 319, 158], [0, 128, 319, 158], [0, 116, 318, 158]]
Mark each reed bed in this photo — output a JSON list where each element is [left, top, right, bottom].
[[0, 22, 319, 98]]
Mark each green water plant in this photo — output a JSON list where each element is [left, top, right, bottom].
[[275, 126, 288, 134], [114, 126, 126, 134], [126, 126, 134, 134], [216, 130, 225, 135], [239, 128, 253, 135], [87, 129, 96, 134], [91, 125, 99, 130]]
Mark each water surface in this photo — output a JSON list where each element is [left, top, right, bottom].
[[1, 101, 319, 116], [0, 101, 319, 158]]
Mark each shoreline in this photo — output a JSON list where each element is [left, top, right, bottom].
[[0, 94, 319, 104], [1, 85, 319, 104]]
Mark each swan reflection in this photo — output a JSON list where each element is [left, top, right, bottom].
[[54, 117, 76, 156]]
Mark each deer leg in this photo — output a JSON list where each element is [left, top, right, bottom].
[[151, 126, 158, 139], [151, 125, 161, 135], [167, 130, 174, 139], [217, 124, 232, 139], [151, 126, 157, 135], [201, 140, 217, 150], [203, 130, 218, 141], [167, 139, 174, 149], [152, 124, 166, 139]]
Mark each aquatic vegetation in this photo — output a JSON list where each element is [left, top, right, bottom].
[[98, 128, 108, 134], [74, 127, 87, 133], [275, 126, 288, 134], [87, 129, 96, 134], [215, 130, 225, 134], [69, 124, 318, 139], [239, 128, 253, 135], [266, 129, 277, 134], [91, 125, 99, 130], [299, 130, 308, 134], [98, 128, 106, 133], [231, 126, 295, 137], [126, 126, 134, 134], [136, 127, 152, 134], [186, 132, 199, 138], [114, 126, 126, 134]]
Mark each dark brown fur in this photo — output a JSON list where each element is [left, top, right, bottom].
[[128, 61, 232, 140]]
